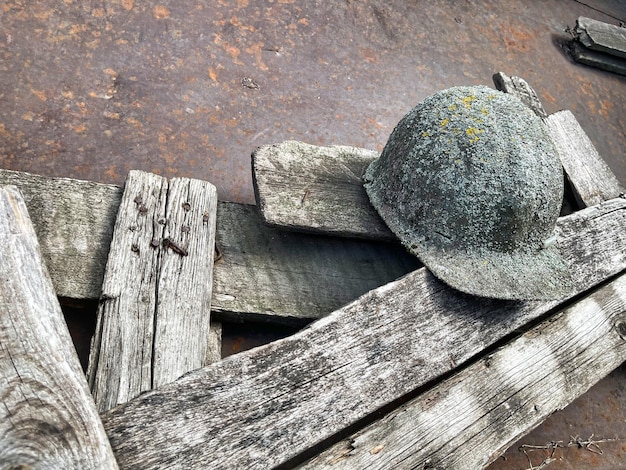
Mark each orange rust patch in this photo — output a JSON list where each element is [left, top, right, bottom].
[[121, 0, 134, 11], [208, 67, 218, 82], [31, 89, 47, 101], [153, 5, 170, 19]]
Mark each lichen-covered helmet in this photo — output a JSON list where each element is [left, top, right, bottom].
[[363, 85, 574, 300]]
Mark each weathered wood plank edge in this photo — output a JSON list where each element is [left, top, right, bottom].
[[100, 199, 626, 470], [251, 140, 393, 240], [569, 39, 626, 76], [300, 271, 626, 470], [0, 168, 419, 323], [0, 185, 118, 469], [574, 16, 626, 59]]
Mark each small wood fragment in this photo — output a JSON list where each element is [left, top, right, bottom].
[[574, 16, 626, 59], [492, 72, 547, 118], [0, 185, 118, 469], [252, 140, 393, 240]]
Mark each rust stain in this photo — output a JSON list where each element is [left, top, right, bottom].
[[31, 89, 47, 101], [153, 5, 170, 20]]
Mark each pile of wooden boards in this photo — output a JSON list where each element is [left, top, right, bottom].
[[570, 16, 626, 76], [0, 73, 625, 469]]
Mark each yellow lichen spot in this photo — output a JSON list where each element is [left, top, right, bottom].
[[465, 127, 483, 136], [469, 137, 480, 144], [440, 118, 450, 126], [448, 104, 457, 111], [480, 107, 488, 115], [461, 95, 476, 108], [421, 131, 429, 137]]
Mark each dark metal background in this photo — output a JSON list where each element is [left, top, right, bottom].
[[2, 1, 625, 468]]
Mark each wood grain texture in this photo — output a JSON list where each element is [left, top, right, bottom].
[[301, 272, 626, 470], [0, 169, 121, 300], [87, 171, 168, 412], [153, 177, 217, 387], [0, 185, 118, 470], [212, 202, 420, 324], [492, 72, 547, 118], [545, 110, 623, 207], [87, 171, 218, 412], [575, 16, 626, 59], [101, 198, 626, 470], [252, 140, 394, 240]]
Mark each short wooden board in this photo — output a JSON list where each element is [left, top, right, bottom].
[[575, 16, 626, 59], [87, 171, 218, 412]]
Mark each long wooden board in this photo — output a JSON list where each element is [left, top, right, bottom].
[[212, 201, 419, 324], [0, 169, 419, 323], [301, 272, 626, 470], [100, 198, 626, 469], [87, 171, 218, 412], [0, 185, 118, 469]]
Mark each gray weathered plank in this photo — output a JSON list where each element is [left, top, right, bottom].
[[153, 177, 217, 387], [100, 198, 626, 470], [575, 16, 626, 59], [212, 201, 419, 324], [569, 38, 626, 76], [87, 171, 168, 412], [301, 272, 626, 470], [0, 185, 118, 470], [0, 169, 419, 322], [252, 140, 393, 240], [0, 169, 121, 300], [87, 171, 218, 412], [492, 71, 547, 118], [545, 110, 623, 207]]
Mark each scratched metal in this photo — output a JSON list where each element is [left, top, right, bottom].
[[3, 0, 626, 468]]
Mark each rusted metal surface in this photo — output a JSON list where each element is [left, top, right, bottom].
[[0, 0, 625, 203], [3, 0, 625, 467]]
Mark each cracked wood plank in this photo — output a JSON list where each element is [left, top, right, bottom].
[[492, 72, 547, 118], [100, 198, 626, 470], [0, 185, 118, 469], [0, 169, 419, 323], [86, 171, 217, 412], [301, 272, 626, 470]]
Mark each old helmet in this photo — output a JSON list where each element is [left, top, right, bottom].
[[363, 85, 574, 300]]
